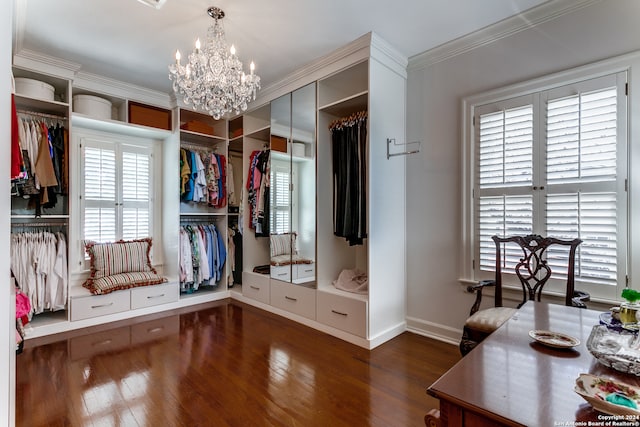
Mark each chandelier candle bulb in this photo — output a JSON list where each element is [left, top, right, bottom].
[[168, 5, 260, 119]]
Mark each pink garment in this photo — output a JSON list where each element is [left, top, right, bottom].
[[332, 269, 368, 294]]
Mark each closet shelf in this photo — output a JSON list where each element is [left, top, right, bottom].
[[244, 125, 270, 141], [14, 94, 69, 116], [11, 214, 70, 219], [318, 91, 368, 116]]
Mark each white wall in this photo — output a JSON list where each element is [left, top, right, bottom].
[[405, 0, 640, 344], [2, 0, 15, 424]]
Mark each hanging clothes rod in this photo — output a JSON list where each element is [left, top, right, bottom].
[[329, 110, 368, 131], [16, 109, 67, 121], [180, 142, 220, 153], [11, 221, 67, 228], [386, 138, 422, 159], [180, 216, 224, 223]]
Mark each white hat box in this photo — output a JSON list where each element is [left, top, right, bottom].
[[292, 142, 305, 157], [73, 94, 112, 120], [15, 78, 55, 101]]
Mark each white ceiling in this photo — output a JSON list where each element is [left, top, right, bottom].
[[13, 0, 550, 95]]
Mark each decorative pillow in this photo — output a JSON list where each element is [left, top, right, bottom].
[[83, 272, 167, 295], [86, 238, 155, 279], [270, 232, 297, 258]]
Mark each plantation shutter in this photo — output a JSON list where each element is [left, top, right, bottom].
[[82, 139, 152, 245], [83, 145, 117, 243], [122, 150, 151, 240], [476, 101, 534, 273], [473, 72, 626, 298], [270, 165, 291, 234], [544, 81, 622, 286]]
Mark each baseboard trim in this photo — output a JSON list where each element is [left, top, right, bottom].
[[405, 316, 461, 346]]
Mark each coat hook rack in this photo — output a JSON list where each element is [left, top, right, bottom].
[[386, 138, 421, 159]]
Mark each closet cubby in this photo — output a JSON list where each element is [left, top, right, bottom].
[[71, 88, 127, 122], [240, 103, 272, 304], [11, 67, 72, 333], [317, 60, 368, 110]]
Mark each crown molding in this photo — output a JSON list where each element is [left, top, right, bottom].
[[408, 0, 602, 71], [13, 49, 80, 80], [370, 31, 408, 78], [254, 32, 372, 107]]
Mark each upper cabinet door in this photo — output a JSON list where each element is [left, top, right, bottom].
[[269, 83, 316, 284]]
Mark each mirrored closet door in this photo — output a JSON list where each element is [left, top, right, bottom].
[[269, 83, 316, 284]]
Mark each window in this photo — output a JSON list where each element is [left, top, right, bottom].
[[270, 163, 291, 235], [470, 72, 627, 300], [80, 135, 154, 262]]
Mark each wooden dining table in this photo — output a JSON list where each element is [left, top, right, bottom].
[[427, 301, 640, 427]]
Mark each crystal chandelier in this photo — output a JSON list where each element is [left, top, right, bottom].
[[168, 6, 261, 119]]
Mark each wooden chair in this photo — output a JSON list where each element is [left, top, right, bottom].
[[459, 234, 589, 356]]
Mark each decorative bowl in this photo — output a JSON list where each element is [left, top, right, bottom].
[[587, 325, 640, 375], [575, 373, 640, 416]]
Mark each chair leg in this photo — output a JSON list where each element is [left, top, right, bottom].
[[424, 409, 441, 427], [459, 327, 477, 356]]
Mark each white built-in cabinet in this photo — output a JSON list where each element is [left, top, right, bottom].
[[237, 33, 407, 348], [12, 32, 406, 349]]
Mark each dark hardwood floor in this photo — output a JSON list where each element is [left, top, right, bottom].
[[16, 299, 460, 427]]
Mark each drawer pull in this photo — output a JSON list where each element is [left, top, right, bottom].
[[277, 273, 287, 277], [303, 269, 313, 273], [250, 285, 260, 290], [331, 309, 348, 317], [92, 339, 113, 347], [285, 296, 297, 302], [91, 302, 114, 309], [148, 327, 164, 334], [147, 293, 166, 299]]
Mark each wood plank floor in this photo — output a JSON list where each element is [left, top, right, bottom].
[[16, 300, 460, 427]]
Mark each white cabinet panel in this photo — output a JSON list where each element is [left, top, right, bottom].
[[270, 265, 291, 282], [316, 290, 367, 338], [270, 280, 316, 320], [131, 282, 179, 310], [70, 291, 130, 321], [242, 272, 270, 304]]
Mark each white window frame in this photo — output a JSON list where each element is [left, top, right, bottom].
[[462, 55, 636, 303], [71, 128, 160, 273]]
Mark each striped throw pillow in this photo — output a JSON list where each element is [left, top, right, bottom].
[[270, 232, 297, 258], [86, 238, 155, 278]]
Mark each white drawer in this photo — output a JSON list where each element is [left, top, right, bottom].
[[70, 290, 130, 321], [270, 264, 292, 281], [295, 263, 315, 279], [317, 290, 367, 338], [131, 282, 179, 310], [242, 273, 270, 304], [270, 280, 316, 320], [69, 327, 131, 360], [131, 316, 179, 345]]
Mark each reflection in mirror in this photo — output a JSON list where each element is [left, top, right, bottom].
[[269, 83, 316, 285]]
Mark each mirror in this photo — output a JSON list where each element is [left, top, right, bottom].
[[269, 83, 316, 284]]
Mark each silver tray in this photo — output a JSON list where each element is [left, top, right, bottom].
[[587, 325, 640, 376]]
